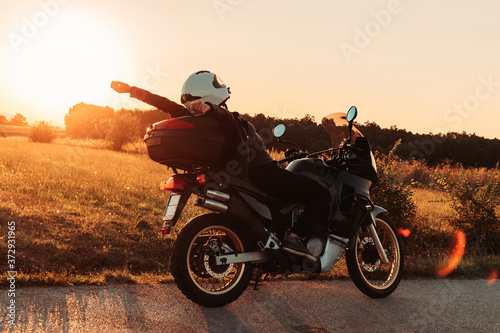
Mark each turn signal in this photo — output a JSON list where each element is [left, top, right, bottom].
[[196, 174, 206, 184], [160, 177, 186, 192]]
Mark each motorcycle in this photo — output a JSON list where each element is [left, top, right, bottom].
[[144, 106, 404, 307]]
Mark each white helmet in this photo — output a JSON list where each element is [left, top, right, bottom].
[[181, 70, 231, 108]]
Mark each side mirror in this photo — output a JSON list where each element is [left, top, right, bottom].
[[346, 106, 357, 122], [273, 124, 286, 138], [274, 123, 300, 151], [346, 106, 357, 143]]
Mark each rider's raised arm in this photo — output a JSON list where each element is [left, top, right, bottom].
[[130, 86, 191, 118]]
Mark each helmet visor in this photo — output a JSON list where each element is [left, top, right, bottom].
[[181, 93, 202, 104], [212, 75, 226, 88]]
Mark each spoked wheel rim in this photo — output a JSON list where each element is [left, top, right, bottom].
[[187, 225, 246, 295], [355, 217, 401, 290]]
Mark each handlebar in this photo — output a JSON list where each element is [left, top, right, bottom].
[[278, 148, 342, 164], [278, 151, 309, 164]]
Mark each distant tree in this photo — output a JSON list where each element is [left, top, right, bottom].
[[0, 115, 7, 124], [241, 113, 330, 153], [64, 103, 114, 138], [29, 121, 57, 143], [106, 110, 142, 150], [9, 113, 28, 126]]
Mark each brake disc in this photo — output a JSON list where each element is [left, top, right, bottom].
[[358, 237, 381, 272], [203, 237, 235, 278]]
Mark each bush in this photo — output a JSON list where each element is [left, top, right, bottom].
[[434, 168, 500, 254], [65, 103, 114, 138], [371, 139, 417, 224], [29, 121, 57, 143], [106, 110, 142, 151]]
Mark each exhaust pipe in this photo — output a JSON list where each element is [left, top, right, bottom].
[[203, 199, 228, 213], [194, 197, 228, 213], [206, 189, 230, 202]]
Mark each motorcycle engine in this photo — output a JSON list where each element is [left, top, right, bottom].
[[306, 237, 326, 257]]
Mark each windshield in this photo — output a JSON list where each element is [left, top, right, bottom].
[[321, 112, 364, 148]]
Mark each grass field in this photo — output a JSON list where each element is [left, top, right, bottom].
[[0, 125, 32, 137], [0, 137, 498, 286], [0, 124, 65, 138], [0, 137, 203, 285]]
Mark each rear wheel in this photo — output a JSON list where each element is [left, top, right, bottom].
[[346, 214, 404, 298], [170, 213, 255, 307]]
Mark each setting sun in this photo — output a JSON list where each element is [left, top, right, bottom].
[[13, 11, 126, 119]]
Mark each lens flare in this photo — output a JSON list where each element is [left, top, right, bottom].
[[436, 230, 466, 277], [398, 228, 411, 238], [487, 269, 498, 286]]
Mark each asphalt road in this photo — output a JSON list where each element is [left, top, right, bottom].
[[1, 279, 499, 333]]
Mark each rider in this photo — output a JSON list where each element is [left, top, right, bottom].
[[111, 70, 331, 261]]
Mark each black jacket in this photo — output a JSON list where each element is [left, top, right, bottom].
[[130, 86, 272, 178]]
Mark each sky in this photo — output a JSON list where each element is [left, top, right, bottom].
[[1, 0, 499, 139]]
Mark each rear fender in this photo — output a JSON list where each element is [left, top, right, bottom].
[[161, 177, 197, 232]]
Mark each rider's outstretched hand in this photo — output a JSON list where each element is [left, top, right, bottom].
[[189, 100, 211, 115], [111, 81, 132, 94]]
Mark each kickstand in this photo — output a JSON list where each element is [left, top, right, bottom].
[[253, 273, 269, 290]]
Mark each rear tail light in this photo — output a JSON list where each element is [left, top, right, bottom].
[[156, 118, 195, 130], [147, 118, 195, 134], [160, 176, 186, 192], [196, 174, 206, 184]]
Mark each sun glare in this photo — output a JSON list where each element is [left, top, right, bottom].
[[487, 269, 498, 286], [436, 230, 466, 277], [14, 12, 126, 119]]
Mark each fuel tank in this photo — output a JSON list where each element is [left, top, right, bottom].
[[287, 158, 372, 198], [286, 158, 336, 188]]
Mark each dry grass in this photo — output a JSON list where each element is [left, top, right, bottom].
[[394, 163, 499, 278], [0, 124, 65, 138], [0, 125, 32, 137], [0, 137, 498, 285], [412, 188, 454, 231], [0, 137, 204, 286], [54, 137, 147, 154], [390, 158, 500, 189]]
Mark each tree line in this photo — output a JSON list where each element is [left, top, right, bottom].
[[22, 102, 500, 167], [0, 113, 28, 126], [245, 115, 500, 168], [237, 113, 499, 168], [357, 122, 500, 168]]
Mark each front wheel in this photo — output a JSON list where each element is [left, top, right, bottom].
[[346, 214, 404, 298], [170, 213, 255, 307]]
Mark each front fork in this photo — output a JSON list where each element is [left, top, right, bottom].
[[366, 206, 389, 264]]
